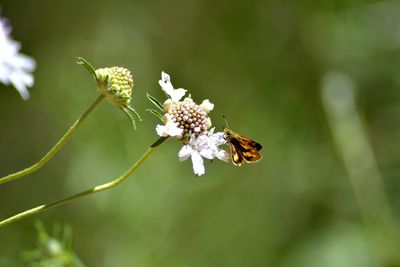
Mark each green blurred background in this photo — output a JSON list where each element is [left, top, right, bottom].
[[1, 0, 400, 266]]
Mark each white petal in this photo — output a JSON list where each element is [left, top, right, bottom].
[[158, 71, 186, 101], [187, 134, 198, 146], [161, 71, 170, 82], [12, 79, 30, 100], [14, 54, 36, 71], [164, 121, 183, 137], [163, 99, 173, 113], [0, 18, 36, 101], [178, 145, 192, 161], [205, 117, 212, 129], [170, 88, 186, 101], [156, 121, 183, 137], [200, 148, 215, 160], [195, 134, 209, 148], [210, 132, 227, 146], [158, 79, 173, 95], [217, 149, 230, 162], [183, 97, 194, 103], [156, 124, 168, 137], [200, 99, 214, 113], [159, 71, 174, 95], [191, 151, 205, 176]]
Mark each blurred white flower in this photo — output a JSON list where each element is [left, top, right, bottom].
[[178, 128, 228, 176], [158, 71, 186, 101], [0, 13, 36, 100]]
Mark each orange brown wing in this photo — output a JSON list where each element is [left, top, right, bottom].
[[242, 149, 262, 163], [235, 134, 263, 151], [229, 136, 262, 165], [229, 142, 245, 166]]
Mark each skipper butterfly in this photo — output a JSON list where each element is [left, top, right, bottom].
[[224, 127, 262, 166]]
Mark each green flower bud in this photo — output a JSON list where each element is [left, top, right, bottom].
[[95, 67, 134, 106]]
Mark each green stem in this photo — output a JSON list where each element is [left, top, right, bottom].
[[0, 137, 169, 228], [0, 95, 105, 186]]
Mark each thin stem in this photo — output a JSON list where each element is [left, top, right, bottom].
[[0, 137, 169, 228], [0, 95, 105, 186]]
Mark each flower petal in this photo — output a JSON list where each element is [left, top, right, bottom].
[[158, 71, 186, 101], [162, 99, 173, 113], [200, 148, 215, 160], [164, 121, 183, 137], [161, 71, 170, 82], [11, 77, 30, 100], [191, 151, 205, 176], [205, 117, 212, 129], [159, 71, 174, 95], [195, 134, 209, 148], [210, 132, 227, 146], [0, 17, 36, 101], [217, 149, 230, 162], [156, 121, 183, 137], [178, 145, 192, 161], [200, 99, 214, 113], [156, 124, 168, 137], [170, 88, 186, 101]]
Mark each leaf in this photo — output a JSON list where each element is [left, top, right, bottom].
[[150, 136, 169, 148], [121, 106, 137, 129], [146, 93, 163, 111], [125, 105, 143, 121], [76, 57, 97, 82], [146, 109, 163, 121]]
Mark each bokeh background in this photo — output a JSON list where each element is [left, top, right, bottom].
[[1, 0, 400, 266]]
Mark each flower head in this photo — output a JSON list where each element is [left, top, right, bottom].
[[155, 71, 214, 141], [153, 71, 228, 176], [0, 12, 36, 100], [161, 97, 213, 140], [95, 66, 133, 106]]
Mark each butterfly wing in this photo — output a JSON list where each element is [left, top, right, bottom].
[[230, 135, 262, 164], [242, 149, 263, 163], [229, 142, 245, 166]]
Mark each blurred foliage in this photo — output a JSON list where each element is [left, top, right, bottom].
[[21, 221, 85, 267], [1, 0, 400, 266]]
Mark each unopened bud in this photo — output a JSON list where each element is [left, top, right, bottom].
[[95, 67, 133, 106]]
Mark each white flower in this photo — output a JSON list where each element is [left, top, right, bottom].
[[0, 14, 36, 100], [153, 71, 226, 175], [178, 128, 228, 176], [159, 71, 186, 101]]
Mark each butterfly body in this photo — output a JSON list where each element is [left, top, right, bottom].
[[223, 127, 262, 166]]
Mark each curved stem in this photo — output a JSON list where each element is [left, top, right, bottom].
[[0, 95, 105, 186], [0, 137, 169, 228]]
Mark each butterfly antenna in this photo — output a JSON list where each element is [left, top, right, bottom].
[[222, 114, 230, 128]]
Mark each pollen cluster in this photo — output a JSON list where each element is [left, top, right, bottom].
[[166, 98, 211, 138], [95, 67, 133, 106]]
